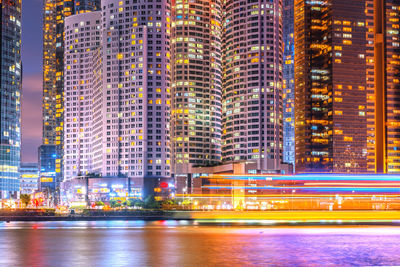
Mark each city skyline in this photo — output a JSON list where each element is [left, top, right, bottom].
[[3, 1, 400, 266], [14, 1, 395, 179]]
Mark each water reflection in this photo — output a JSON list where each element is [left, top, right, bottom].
[[0, 222, 400, 266]]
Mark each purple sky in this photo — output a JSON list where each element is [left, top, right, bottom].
[[21, 0, 43, 163]]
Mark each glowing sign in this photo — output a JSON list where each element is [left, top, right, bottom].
[[100, 188, 110, 193]]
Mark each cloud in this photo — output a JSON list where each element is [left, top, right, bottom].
[[21, 73, 42, 163]]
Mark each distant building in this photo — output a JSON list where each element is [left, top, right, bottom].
[[20, 163, 39, 195], [0, 0, 22, 199], [366, 0, 400, 173], [282, 0, 295, 167], [74, 0, 100, 13], [38, 145, 62, 193]]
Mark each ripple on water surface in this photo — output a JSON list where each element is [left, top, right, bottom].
[[0, 221, 399, 266]]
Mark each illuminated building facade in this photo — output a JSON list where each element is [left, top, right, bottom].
[[294, 0, 368, 173], [20, 163, 39, 195], [64, 11, 101, 180], [99, 0, 171, 192], [74, 0, 100, 13], [282, 0, 295, 167], [222, 0, 285, 172], [365, 0, 376, 173], [380, 0, 400, 173], [171, 0, 222, 185], [0, 0, 22, 199], [38, 145, 62, 192], [61, 0, 172, 196], [365, 0, 400, 173], [42, 0, 100, 182]]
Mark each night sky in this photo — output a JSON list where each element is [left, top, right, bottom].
[[21, 0, 43, 163]]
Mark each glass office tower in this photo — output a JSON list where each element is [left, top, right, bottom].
[[366, 0, 400, 173], [0, 0, 22, 199], [283, 0, 295, 167], [294, 0, 368, 172]]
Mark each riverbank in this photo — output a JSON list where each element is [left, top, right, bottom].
[[0, 215, 175, 222], [2, 210, 400, 224]]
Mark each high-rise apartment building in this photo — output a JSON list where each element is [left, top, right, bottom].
[[64, 11, 101, 179], [282, 0, 295, 167], [294, 0, 368, 173], [63, 0, 172, 195], [171, 0, 223, 178], [0, 0, 22, 199], [99, 0, 171, 187], [222, 0, 285, 172], [42, 0, 100, 184]]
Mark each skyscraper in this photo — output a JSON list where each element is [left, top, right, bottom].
[[282, 0, 295, 167], [42, 0, 100, 184], [171, 0, 223, 180], [367, 0, 400, 173], [0, 0, 22, 199], [294, 0, 368, 172], [64, 11, 101, 179], [99, 0, 171, 190], [222, 0, 285, 172], [63, 0, 172, 196]]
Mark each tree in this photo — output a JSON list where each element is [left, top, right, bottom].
[[109, 199, 122, 208], [132, 199, 145, 208], [161, 199, 178, 210], [182, 199, 192, 206], [143, 195, 161, 209], [95, 201, 104, 207], [127, 198, 144, 208], [127, 199, 136, 207], [20, 194, 31, 208], [109, 199, 119, 208]]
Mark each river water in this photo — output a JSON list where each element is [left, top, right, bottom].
[[0, 221, 400, 266]]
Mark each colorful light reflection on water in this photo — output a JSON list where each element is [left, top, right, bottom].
[[0, 221, 400, 266]]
